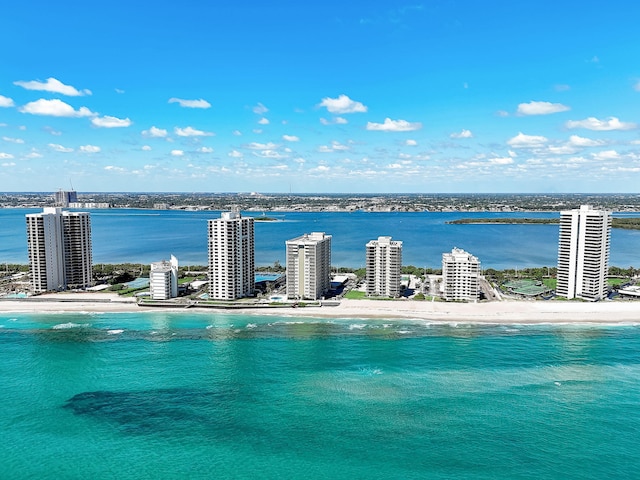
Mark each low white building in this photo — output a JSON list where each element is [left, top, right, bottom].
[[442, 247, 480, 302], [150, 255, 178, 300]]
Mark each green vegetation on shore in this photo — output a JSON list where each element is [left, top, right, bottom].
[[447, 217, 640, 230]]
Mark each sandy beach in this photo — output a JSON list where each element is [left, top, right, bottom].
[[1, 292, 639, 324]]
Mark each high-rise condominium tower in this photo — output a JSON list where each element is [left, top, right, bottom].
[[556, 205, 611, 301], [366, 236, 403, 297], [442, 247, 480, 302], [208, 211, 255, 300], [150, 255, 179, 300], [26, 207, 93, 293], [286, 232, 332, 300]]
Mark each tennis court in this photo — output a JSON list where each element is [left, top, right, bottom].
[[503, 279, 550, 296]]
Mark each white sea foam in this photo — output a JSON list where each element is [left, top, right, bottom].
[[359, 367, 383, 376], [349, 323, 367, 330], [52, 322, 89, 329], [107, 329, 124, 335], [246, 323, 257, 329]]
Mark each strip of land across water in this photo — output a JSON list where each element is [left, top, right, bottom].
[[1, 292, 639, 324], [447, 217, 640, 229]]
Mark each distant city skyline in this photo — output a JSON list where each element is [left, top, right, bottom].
[[1, 1, 640, 193]]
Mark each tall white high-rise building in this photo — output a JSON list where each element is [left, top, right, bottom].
[[26, 207, 93, 293], [208, 211, 255, 300], [366, 236, 403, 297], [556, 205, 611, 301], [442, 247, 480, 302], [150, 255, 179, 300], [286, 232, 331, 300]]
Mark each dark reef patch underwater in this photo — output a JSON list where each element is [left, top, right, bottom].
[[63, 388, 239, 436]]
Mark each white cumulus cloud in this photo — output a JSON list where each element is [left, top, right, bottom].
[[142, 145, 152, 151], [197, 146, 214, 153], [0, 95, 14, 107], [48, 143, 73, 153], [282, 135, 299, 142], [92, 115, 132, 128], [320, 117, 349, 125], [366, 118, 422, 132], [450, 129, 473, 138], [253, 103, 269, 115], [258, 117, 269, 125], [170, 149, 184, 156], [174, 126, 213, 137], [168, 98, 211, 109], [247, 142, 277, 150], [517, 101, 570, 115], [568, 135, 606, 147], [591, 150, 620, 161], [2, 136, 24, 144], [507, 132, 548, 148], [0, 152, 14, 159], [318, 141, 350, 152], [19, 99, 94, 117], [228, 150, 243, 158], [566, 116, 637, 131], [14, 77, 91, 96], [318, 94, 367, 114], [79, 144, 100, 153], [489, 157, 514, 165], [142, 126, 168, 138], [405, 139, 418, 146]]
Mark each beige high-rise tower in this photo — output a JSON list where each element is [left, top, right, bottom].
[[26, 207, 93, 293], [286, 232, 332, 300], [366, 236, 403, 297]]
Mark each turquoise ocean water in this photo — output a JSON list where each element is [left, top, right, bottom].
[[2, 311, 640, 479]]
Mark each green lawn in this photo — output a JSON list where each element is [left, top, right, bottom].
[[344, 290, 366, 299]]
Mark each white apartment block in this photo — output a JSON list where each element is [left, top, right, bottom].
[[442, 247, 480, 302], [26, 207, 93, 293], [286, 232, 332, 300], [556, 205, 611, 301], [366, 236, 403, 297], [150, 255, 179, 300], [208, 211, 255, 300]]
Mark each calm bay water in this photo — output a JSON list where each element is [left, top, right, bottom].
[[1, 312, 640, 479], [2, 208, 640, 269]]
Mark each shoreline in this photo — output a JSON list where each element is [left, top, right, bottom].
[[1, 292, 639, 324]]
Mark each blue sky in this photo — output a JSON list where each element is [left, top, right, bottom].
[[1, 0, 640, 193]]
